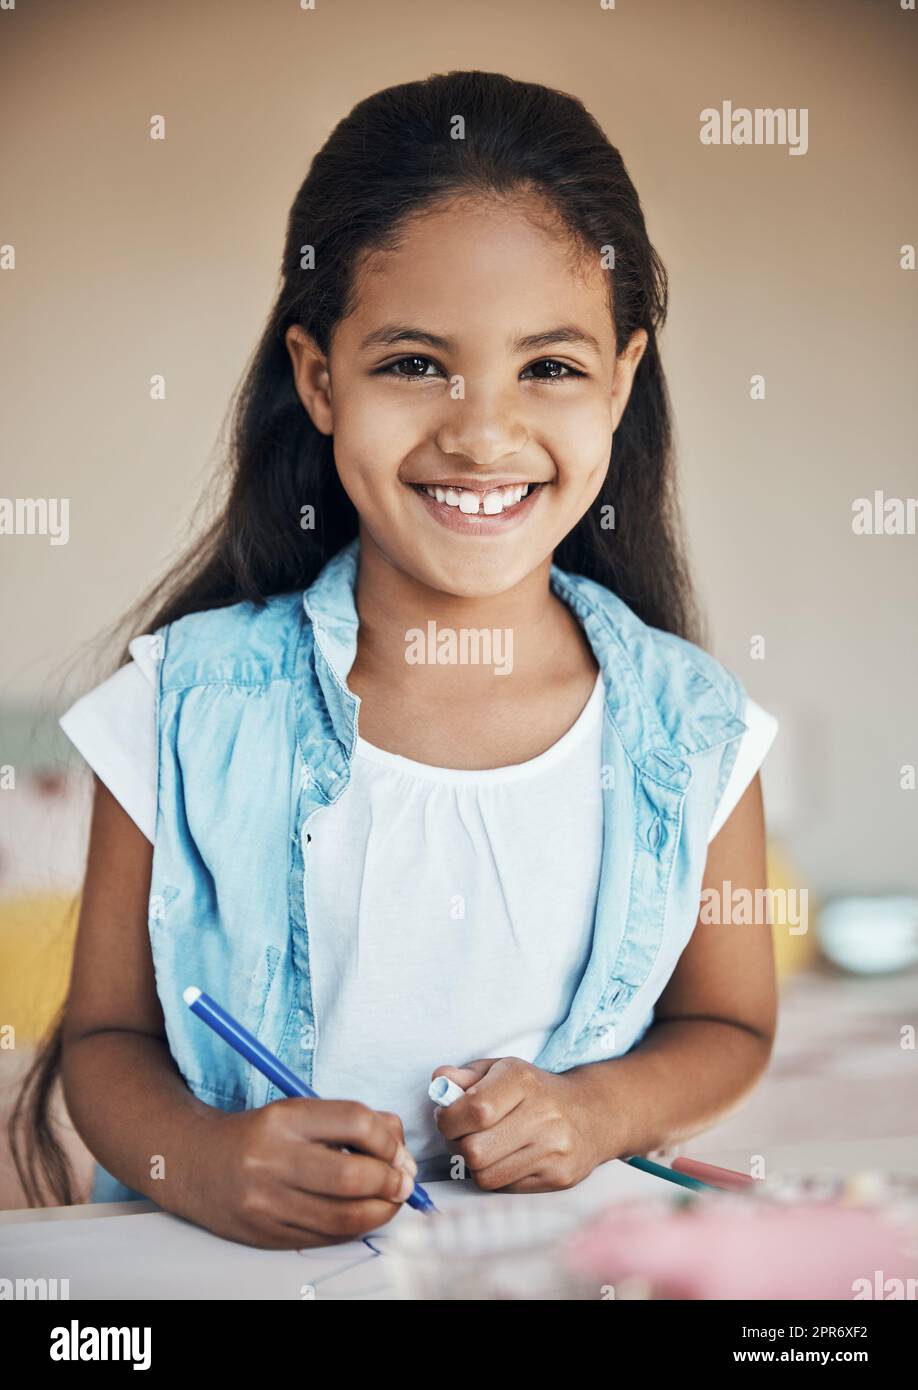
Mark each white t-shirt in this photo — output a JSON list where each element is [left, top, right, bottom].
[[60, 636, 777, 1162]]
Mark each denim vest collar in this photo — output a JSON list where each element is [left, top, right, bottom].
[[300, 536, 746, 800]]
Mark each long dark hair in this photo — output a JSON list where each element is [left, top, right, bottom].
[[11, 69, 699, 1205]]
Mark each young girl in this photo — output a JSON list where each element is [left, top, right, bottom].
[[16, 70, 778, 1249]]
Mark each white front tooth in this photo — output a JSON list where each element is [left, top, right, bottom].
[[513, 484, 524, 503], [482, 490, 504, 515], [458, 490, 481, 514], [501, 486, 517, 506], [445, 488, 460, 507], [435, 487, 446, 503]]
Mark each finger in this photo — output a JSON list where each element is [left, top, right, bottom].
[[466, 1141, 540, 1192], [435, 1059, 531, 1141], [442, 1099, 537, 1175], [278, 1097, 409, 1166], [289, 1142, 416, 1205], [376, 1109, 407, 1145], [430, 1059, 497, 1090], [430, 1059, 505, 1133], [488, 1168, 569, 1194], [305, 1192, 408, 1241], [373, 1109, 413, 1170], [232, 1213, 348, 1251], [271, 1185, 410, 1242]]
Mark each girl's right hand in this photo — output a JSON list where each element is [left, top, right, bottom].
[[187, 1097, 419, 1248]]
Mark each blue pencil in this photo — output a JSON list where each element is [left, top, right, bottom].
[[625, 1154, 718, 1193], [183, 986, 437, 1214]]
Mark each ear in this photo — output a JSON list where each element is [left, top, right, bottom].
[[610, 327, 649, 433], [285, 325, 334, 436]]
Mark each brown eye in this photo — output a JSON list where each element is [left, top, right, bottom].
[[522, 359, 585, 381], [383, 356, 439, 378]]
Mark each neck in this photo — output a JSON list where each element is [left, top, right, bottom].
[[351, 527, 590, 690]]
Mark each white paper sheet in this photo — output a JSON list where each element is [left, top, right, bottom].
[[0, 1160, 667, 1300]]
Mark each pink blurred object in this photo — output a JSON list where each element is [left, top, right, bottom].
[[564, 1198, 916, 1300]]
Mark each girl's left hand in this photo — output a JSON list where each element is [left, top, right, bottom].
[[430, 1057, 603, 1193]]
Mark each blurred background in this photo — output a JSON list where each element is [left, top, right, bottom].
[[1, 0, 916, 1207]]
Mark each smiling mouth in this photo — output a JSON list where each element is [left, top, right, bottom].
[[410, 481, 544, 516]]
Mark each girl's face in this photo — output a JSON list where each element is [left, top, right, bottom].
[[288, 194, 647, 600]]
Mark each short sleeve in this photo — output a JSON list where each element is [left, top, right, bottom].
[[707, 696, 778, 842], [58, 635, 159, 842]]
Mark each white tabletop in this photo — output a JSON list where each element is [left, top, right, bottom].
[[0, 1158, 667, 1300], [3, 1138, 917, 1300]]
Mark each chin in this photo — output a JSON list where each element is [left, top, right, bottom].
[[419, 549, 542, 601]]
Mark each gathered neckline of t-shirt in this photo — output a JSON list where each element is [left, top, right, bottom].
[[353, 670, 604, 785]]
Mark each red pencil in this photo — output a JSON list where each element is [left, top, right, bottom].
[[671, 1157, 761, 1192]]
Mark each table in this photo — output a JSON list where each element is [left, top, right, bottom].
[[3, 1137, 916, 1300]]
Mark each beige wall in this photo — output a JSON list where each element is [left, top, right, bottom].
[[2, 0, 916, 896]]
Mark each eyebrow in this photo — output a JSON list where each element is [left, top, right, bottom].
[[359, 324, 603, 355]]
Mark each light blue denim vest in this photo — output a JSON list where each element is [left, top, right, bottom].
[[91, 536, 748, 1200]]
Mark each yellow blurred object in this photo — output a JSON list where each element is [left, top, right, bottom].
[[0, 893, 79, 1045], [767, 840, 817, 981]]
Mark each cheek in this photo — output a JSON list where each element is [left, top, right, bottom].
[[548, 402, 613, 487], [332, 385, 421, 488]]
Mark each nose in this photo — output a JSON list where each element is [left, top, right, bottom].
[[434, 384, 529, 469]]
